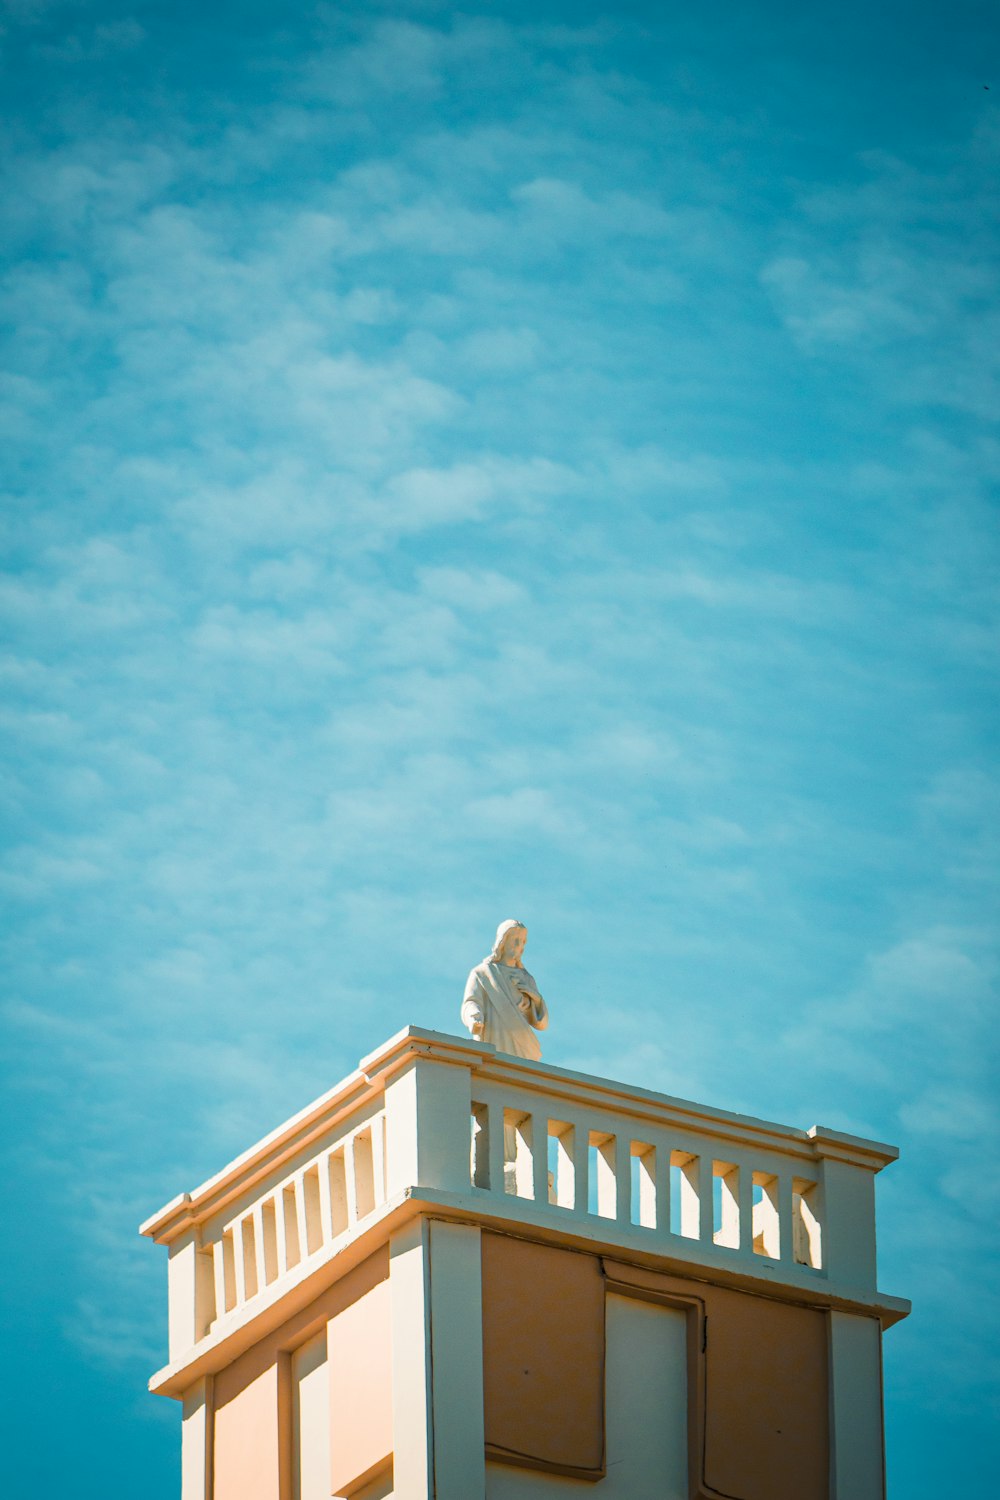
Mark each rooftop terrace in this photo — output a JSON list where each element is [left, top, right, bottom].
[[142, 1025, 909, 1400]]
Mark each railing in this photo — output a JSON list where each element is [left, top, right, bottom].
[[206, 1110, 388, 1328], [470, 1087, 823, 1270], [143, 1027, 900, 1377]]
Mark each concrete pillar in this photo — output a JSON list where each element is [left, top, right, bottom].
[[168, 1231, 215, 1361], [389, 1219, 485, 1500], [829, 1311, 885, 1500], [428, 1221, 486, 1498], [817, 1158, 877, 1288], [389, 1221, 432, 1498], [383, 1059, 473, 1199], [181, 1376, 213, 1500]]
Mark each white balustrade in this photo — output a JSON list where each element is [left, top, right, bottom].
[[144, 1027, 898, 1377], [468, 1086, 825, 1273], [201, 1112, 388, 1332]]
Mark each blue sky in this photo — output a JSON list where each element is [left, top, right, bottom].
[[1, 0, 997, 1493]]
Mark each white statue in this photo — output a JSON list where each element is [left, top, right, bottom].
[[461, 919, 548, 1059]]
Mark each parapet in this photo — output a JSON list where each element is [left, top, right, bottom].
[[142, 1024, 909, 1399]]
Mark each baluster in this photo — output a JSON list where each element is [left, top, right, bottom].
[[487, 1099, 505, 1193], [550, 1121, 576, 1209], [251, 1203, 269, 1291], [260, 1196, 279, 1285], [713, 1161, 739, 1248], [632, 1143, 656, 1229], [777, 1172, 794, 1263], [592, 1133, 617, 1218], [328, 1150, 349, 1237], [697, 1153, 714, 1244], [294, 1172, 310, 1258], [372, 1113, 387, 1205], [508, 1111, 534, 1199], [232, 1219, 248, 1306], [614, 1136, 632, 1227], [302, 1167, 323, 1254], [212, 1236, 228, 1317], [532, 1116, 549, 1204], [737, 1162, 755, 1254], [752, 1171, 780, 1260], [344, 1136, 360, 1224], [279, 1182, 300, 1271], [317, 1151, 334, 1243], [573, 1121, 590, 1215]]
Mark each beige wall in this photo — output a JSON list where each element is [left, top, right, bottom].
[[829, 1311, 885, 1500], [485, 1293, 688, 1500], [204, 1220, 869, 1500], [702, 1283, 828, 1500], [482, 1233, 831, 1500], [214, 1358, 285, 1500], [292, 1332, 328, 1500], [605, 1258, 830, 1500], [328, 1276, 393, 1496], [482, 1234, 605, 1479], [210, 1247, 390, 1500]]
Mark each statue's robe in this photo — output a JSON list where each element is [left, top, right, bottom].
[[461, 959, 548, 1060]]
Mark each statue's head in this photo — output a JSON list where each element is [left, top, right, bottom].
[[490, 918, 527, 964]]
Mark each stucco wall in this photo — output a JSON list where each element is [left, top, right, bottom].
[[214, 1357, 284, 1500], [481, 1234, 605, 1477], [291, 1331, 328, 1500], [328, 1275, 393, 1495], [209, 1247, 390, 1500], [207, 1222, 843, 1500], [482, 1233, 831, 1500], [485, 1291, 689, 1499]]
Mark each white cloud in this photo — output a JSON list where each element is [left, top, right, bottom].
[[456, 326, 541, 374], [899, 1085, 998, 1143], [39, 16, 145, 63], [761, 143, 1000, 432], [466, 784, 584, 839], [417, 565, 526, 611], [761, 252, 927, 347]]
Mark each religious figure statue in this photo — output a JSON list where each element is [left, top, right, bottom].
[[461, 919, 548, 1059]]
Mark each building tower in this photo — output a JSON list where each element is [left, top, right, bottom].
[[141, 1025, 909, 1500]]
